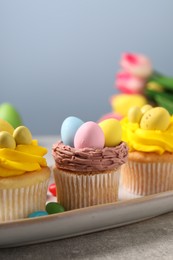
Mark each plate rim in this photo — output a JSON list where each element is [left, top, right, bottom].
[[1, 189, 173, 228]]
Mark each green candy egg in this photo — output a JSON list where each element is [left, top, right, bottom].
[[0, 103, 22, 128], [0, 131, 16, 149], [13, 126, 32, 145], [46, 202, 65, 214]]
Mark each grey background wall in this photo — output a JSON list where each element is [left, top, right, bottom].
[[1, 0, 173, 135]]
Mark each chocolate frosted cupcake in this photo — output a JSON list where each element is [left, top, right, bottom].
[[52, 117, 128, 210]]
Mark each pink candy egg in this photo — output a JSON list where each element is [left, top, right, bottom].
[[74, 121, 105, 149]]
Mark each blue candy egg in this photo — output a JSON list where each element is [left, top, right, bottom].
[[61, 116, 84, 147], [28, 211, 48, 218]]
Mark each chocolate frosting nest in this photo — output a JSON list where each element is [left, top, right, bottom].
[[52, 141, 128, 172]]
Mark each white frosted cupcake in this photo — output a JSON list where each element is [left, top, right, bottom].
[[0, 121, 50, 222], [52, 117, 128, 210]]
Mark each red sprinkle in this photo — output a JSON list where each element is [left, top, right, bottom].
[[49, 183, 56, 197]]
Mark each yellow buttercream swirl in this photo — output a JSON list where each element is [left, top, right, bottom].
[[0, 140, 48, 177], [121, 116, 173, 155]]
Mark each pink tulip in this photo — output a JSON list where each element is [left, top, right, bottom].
[[115, 71, 146, 94], [120, 53, 152, 78]]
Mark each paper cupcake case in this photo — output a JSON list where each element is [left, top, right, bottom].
[[0, 179, 49, 222], [121, 161, 173, 196], [54, 169, 120, 210]]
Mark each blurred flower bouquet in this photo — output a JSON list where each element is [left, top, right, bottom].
[[111, 53, 173, 117]]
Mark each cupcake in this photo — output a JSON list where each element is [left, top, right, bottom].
[[52, 116, 128, 210], [121, 104, 173, 195], [0, 120, 50, 222]]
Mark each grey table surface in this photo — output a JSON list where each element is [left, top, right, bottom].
[[1, 136, 173, 260], [1, 212, 173, 260]]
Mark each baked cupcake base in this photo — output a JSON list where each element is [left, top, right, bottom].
[[54, 167, 120, 210], [121, 152, 173, 195], [0, 167, 50, 222]]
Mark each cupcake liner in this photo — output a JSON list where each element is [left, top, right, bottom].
[[54, 169, 120, 210], [121, 161, 173, 195], [0, 179, 49, 222]]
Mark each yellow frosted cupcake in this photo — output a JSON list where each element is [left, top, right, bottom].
[[0, 119, 50, 222], [121, 104, 173, 195]]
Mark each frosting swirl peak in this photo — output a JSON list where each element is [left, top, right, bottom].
[[0, 140, 48, 177], [121, 116, 173, 155]]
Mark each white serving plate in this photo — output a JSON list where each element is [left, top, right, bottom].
[[1, 136, 173, 248], [1, 188, 173, 248]]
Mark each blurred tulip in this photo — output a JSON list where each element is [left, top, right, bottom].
[[116, 71, 146, 94], [120, 53, 152, 78], [110, 94, 147, 117]]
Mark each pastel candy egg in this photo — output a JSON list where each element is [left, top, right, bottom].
[[74, 121, 105, 149], [141, 104, 153, 114], [28, 211, 48, 218], [140, 107, 170, 131], [0, 103, 22, 128], [61, 116, 84, 147], [99, 119, 122, 147], [13, 126, 32, 145], [0, 118, 14, 135], [46, 202, 65, 214], [128, 106, 142, 123], [0, 131, 16, 149]]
